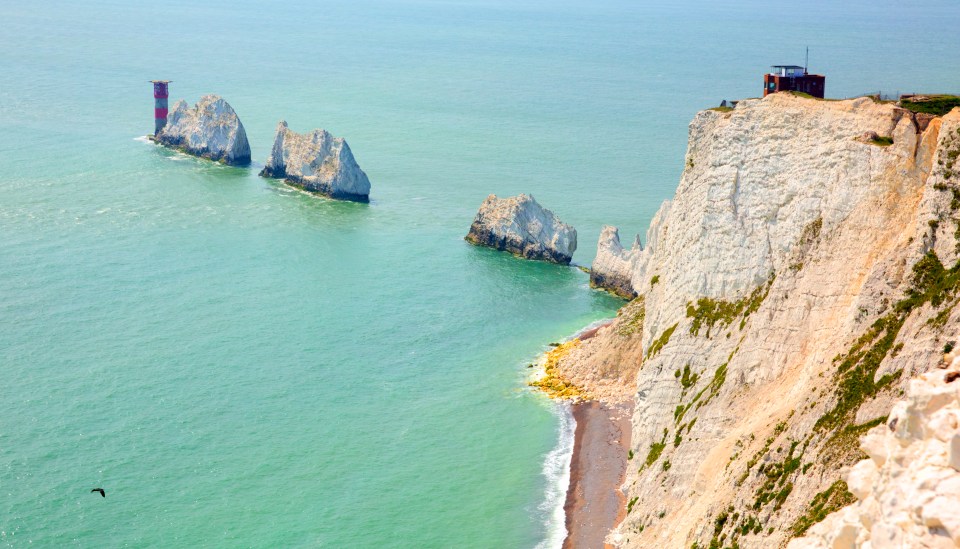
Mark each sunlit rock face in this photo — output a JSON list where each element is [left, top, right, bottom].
[[789, 352, 960, 549], [465, 193, 577, 264], [260, 121, 371, 202], [155, 95, 251, 166], [566, 95, 960, 547]]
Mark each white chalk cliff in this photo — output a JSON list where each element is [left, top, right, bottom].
[[789, 353, 960, 549], [259, 121, 371, 202], [155, 95, 251, 165], [553, 93, 960, 547], [466, 194, 577, 264]]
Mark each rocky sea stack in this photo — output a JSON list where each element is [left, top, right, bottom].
[[154, 95, 251, 166], [259, 121, 371, 202], [465, 194, 577, 264], [590, 225, 641, 299]]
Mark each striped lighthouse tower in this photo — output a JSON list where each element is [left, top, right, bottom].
[[150, 80, 170, 135]]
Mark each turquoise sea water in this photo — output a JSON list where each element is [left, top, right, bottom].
[[1, 1, 958, 546]]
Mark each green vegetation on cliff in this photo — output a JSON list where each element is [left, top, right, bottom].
[[936, 126, 960, 182], [900, 94, 960, 117], [752, 438, 804, 512], [673, 348, 736, 426], [647, 323, 678, 358], [816, 251, 960, 434], [687, 279, 772, 337], [617, 297, 646, 337], [790, 480, 857, 537], [699, 251, 960, 548], [642, 428, 669, 471]]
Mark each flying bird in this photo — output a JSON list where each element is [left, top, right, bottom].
[[91, 488, 105, 498]]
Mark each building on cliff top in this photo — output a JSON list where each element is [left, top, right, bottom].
[[764, 65, 825, 98]]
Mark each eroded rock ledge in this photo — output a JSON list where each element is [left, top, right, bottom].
[[465, 194, 576, 264], [154, 95, 251, 166], [259, 121, 371, 202]]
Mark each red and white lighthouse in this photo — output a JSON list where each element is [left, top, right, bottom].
[[150, 80, 170, 135]]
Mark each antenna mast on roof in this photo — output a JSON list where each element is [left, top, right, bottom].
[[805, 46, 809, 75]]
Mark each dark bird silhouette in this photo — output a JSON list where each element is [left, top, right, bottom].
[[91, 488, 105, 498]]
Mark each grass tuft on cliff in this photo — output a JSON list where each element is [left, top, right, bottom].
[[642, 428, 669, 471], [899, 94, 960, 117], [646, 323, 678, 358]]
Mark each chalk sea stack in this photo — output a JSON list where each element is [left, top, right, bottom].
[[154, 95, 251, 166], [259, 121, 371, 202], [590, 225, 641, 299], [465, 194, 577, 264]]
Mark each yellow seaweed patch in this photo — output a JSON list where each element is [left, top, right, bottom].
[[529, 339, 590, 400]]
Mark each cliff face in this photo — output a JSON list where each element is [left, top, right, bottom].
[[466, 194, 577, 264], [562, 93, 960, 547], [788, 351, 960, 549], [259, 121, 371, 202], [155, 95, 251, 166]]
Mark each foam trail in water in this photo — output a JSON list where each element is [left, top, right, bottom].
[[536, 401, 575, 549]]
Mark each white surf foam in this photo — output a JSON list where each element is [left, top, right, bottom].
[[572, 317, 615, 339], [536, 401, 575, 549]]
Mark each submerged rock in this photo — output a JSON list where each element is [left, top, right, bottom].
[[590, 226, 641, 298], [155, 95, 251, 165], [465, 194, 576, 264], [259, 121, 371, 202]]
